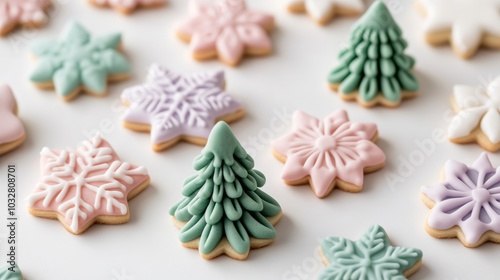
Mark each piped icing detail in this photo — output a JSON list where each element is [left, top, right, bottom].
[[418, 0, 500, 58], [328, 1, 418, 106], [448, 77, 500, 149], [422, 153, 500, 246], [176, 0, 274, 66], [0, 85, 25, 147], [26, 135, 149, 234], [0, 0, 50, 36], [272, 110, 385, 198], [169, 122, 282, 259], [0, 264, 22, 280], [29, 21, 130, 100], [319, 225, 423, 280], [286, 0, 364, 24], [88, 0, 165, 14], [121, 64, 243, 149]]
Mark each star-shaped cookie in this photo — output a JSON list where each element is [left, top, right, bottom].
[[29, 21, 131, 101], [319, 225, 423, 279], [0, 0, 51, 36], [26, 135, 150, 234], [0, 85, 26, 156], [285, 0, 365, 25], [87, 0, 165, 14], [121, 64, 244, 151], [175, 0, 275, 66], [417, 0, 500, 58], [272, 110, 385, 198]]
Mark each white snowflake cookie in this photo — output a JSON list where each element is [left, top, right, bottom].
[[26, 135, 150, 234], [417, 0, 500, 59], [448, 77, 500, 152], [285, 0, 364, 25]]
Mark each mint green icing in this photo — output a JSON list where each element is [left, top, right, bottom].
[[328, 1, 418, 103], [319, 225, 423, 280], [0, 265, 22, 280], [30, 22, 130, 97], [169, 122, 281, 255]]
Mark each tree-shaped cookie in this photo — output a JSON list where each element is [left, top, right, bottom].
[[169, 122, 282, 260], [0, 264, 22, 280], [328, 1, 419, 108]]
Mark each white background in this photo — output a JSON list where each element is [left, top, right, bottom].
[[0, 0, 499, 279]]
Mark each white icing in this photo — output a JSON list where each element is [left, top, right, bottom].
[[286, 0, 364, 21], [420, 0, 500, 54], [449, 77, 500, 144]]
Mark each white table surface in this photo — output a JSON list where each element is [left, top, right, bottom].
[[0, 0, 499, 279]]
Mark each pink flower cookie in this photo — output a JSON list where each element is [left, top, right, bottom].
[[272, 110, 386, 199], [87, 0, 166, 14], [0, 0, 51, 36], [422, 153, 500, 247], [26, 135, 150, 234], [121, 64, 244, 151], [175, 0, 275, 66], [0, 85, 26, 156]]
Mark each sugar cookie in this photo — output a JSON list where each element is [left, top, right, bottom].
[[285, 0, 364, 25], [0, 85, 26, 156], [0, 0, 51, 36], [87, 0, 165, 14]]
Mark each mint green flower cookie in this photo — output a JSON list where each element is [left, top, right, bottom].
[[169, 121, 283, 260], [29, 22, 130, 102], [319, 225, 423, 280], [328, 1, 419, 108], [0, 264, 23, 280]]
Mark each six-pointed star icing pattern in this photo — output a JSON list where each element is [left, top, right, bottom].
[[0, 0, 51, 36], [87, 0, 165, 14], [121, 64, 244, 151], [285, 0, 365, 25]]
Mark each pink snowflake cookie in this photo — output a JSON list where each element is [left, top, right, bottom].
[[175, 0, 275, 66], [0, 0, 51, 36], [121, 64, 244, 151], [0, 85, 26, 156], [422, 153, 500, 247], [26, 135, 150, 234], [272, 110, 386, 199], [87, 0, 166, 14]]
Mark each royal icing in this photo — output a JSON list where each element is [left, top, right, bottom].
[[0, 0, 49, 36], [328, 1, 418, 105], [26, 135, 149, 234], [448, 77, 500, 145], [419, 0, 500, 57], [176, 0, 274, 66], [422, 153, 500, 246], [0, 85, 25, 147], [0, 264, 22, 280], [121, 64, 243, 149], [320, 225, 423, 279], [272, 110, 386, 198], [88, 0, 165, 13], [29, 22, 130, 100], [170, 122, 282, 258], [286, 0, 364, 23]]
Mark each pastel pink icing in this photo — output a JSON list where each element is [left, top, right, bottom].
[[121, 64, 243, 145], [272, 110, 386, 198], [0, 0, 48, 31], [422, 153, 500, 245], [89, 0, 165, 10], [25, 135, 149, 233], [176, 0, 274, 64], [0, 85, 25, 145]]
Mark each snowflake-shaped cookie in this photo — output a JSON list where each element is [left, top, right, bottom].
[[29, 21, 131, 102], [285, 0, 364, 25], [87, 0, 165, 14], [417, 0, 500, 58], [121, 64, 244, 151], [0, 264, 22, 280], [0, 85, 26, 156], [272, 110, 386, 198], [0, 0, 50, 36], [448, 77, 500, 152], [422, 153, 500, 247], [319, 225, 423, 279], [176, 0, 275, 66], [26, 135, 150, 234]]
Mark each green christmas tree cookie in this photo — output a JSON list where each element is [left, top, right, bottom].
[[328, 1, 419, 108], [169, 122, 283, 260], [0, 264, 23, 280]]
